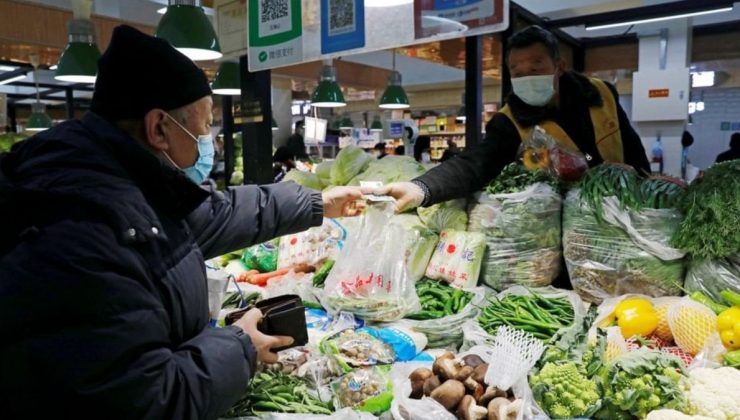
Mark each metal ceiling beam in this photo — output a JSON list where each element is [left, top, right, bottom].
[[0, 68, 30, 83], [10, 81, 94, 91], [542, 0, 735, 29]]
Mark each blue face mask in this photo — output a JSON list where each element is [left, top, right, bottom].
[[163, 113, 215, 184]]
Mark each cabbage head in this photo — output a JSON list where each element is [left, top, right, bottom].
[[283, 170, 323, 190], [348, 155, 426, 186], [330, 145, 372, 186], [417, 199, 468, 233]]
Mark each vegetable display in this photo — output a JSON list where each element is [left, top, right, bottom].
[[225, 370, 333, 416], [347, 155, 426, 187], [417, 199, 469, 233], [330, 145, 372, 186], [530, 362, 601, 418], [682, 367, 740, 419], [469, 163, 562, 290], [407, 278, 473, 320], [477, 291, 575, 341]]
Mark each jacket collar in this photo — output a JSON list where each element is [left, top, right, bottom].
[[506, 71, 604, 127]]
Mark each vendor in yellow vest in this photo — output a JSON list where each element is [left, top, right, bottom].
[[376, 25, 650, 211]]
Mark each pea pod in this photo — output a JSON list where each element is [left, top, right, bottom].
[[720, 289, 740, 306]]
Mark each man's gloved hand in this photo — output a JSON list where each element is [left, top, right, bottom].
[[322, 186, 368, 218], [372, 181, 425, 213]]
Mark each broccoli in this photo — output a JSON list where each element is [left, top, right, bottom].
[[530, 362, 601, 419]]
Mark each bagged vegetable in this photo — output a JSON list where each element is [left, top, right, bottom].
[[469, 167, 562, 290], [347, 155, 426, 186], [391, 214, 438, 282], [519, 125, 588, 182], [357, 326, 428, 362], [400, 279, 487, 349], [334, 366, 393, 414], [321, 202, 420, 321], [320, 329, 395, 372], [278, 219, 347, 270], [241, 240, 279, 273], [330, 145, 372, 186], [563, 189, 685, 304], [417, 199, 468, 232], [425, 230, 486, 288], [283, 169, 323, 191], [684, 254, 740, 302]]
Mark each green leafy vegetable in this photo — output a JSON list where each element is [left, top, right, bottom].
[[530, 362, 601, 419], [578, 163, 642, 220], [330, 145, 372, 186], [637, 176, 687, 209], [417, 199, 468, 232], [347, 155, 426, 186], [485, 163, 559, 194], [282, 169, 323, 190]]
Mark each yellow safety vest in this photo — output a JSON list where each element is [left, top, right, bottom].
[[499, 78, 624, 163]]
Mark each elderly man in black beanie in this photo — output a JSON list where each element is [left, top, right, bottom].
[[0, 25, 364, 419]]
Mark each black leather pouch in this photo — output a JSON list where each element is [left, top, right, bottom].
[[225, 294, 308, 351]]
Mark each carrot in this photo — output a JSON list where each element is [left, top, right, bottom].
[[248, 268, 290, 286], [235, 270, 259, 283]]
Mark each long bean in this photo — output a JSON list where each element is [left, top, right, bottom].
[[477, 291, 575, 341]]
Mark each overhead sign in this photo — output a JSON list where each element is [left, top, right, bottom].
[[321, 0, 366, 54], [247, 0, 303, 71], [414, 0, 504, 39]]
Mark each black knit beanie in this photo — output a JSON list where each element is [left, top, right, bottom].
[[90, 25, 212, 121]]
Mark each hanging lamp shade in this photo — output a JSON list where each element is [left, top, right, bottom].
[[55, 19, 100, 83], [27, 102, 53, 132], [211, 61, 240, 95], [370, 115, 383, 132], [379, 71, 409, 109], [339, 116, 353, 130], [272, 117, 279, 131], [311, 64, 345, 107], [156, 0, 222, 61]]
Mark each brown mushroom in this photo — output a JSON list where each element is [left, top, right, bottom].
[[430, 379, 466, 411], [423, 375, 441, 396], [456, 395, 488, 420], [432, 352, 457, 379], [462, 354, 485, 368], [477, 385, 507, 406], [409, 368, 434, 399], [503, 399, 523, 420], [464, 376, 485, 401], [487, 397, 510, 420], [472, 363, 489, 384], [454, 365, 475, 382]]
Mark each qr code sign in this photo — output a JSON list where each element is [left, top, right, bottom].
[[260, 0, 289, 23], [328, 0, 356, 35]]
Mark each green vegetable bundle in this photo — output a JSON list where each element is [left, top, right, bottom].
[[477, 290, 575, 341], [530, 362, 601, 419], [594, 349, 686, 419], [312, 259, 335, 287], [406, 278, 472, 320], [637, 176, 687, 209], [673, 159, 740, 259], [225, 371, 333, 416], [470, 163, 562, 290], [0, 133, 28, 153], [578, 163, 642, 220]]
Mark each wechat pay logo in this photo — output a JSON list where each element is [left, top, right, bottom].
[[258, 51, 268, 62]]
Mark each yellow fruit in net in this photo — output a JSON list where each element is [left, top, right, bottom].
[[605, 327, 627, 363], [654, 297, 680, 342], [668, 299, 718, 356]]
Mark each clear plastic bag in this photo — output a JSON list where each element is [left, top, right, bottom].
[[390, 214, 438, 282], [278, 219, 347, 270], [684, 254, 740, 302], [518, 125, 588, 182], [468, 183, 562, 291], [563, 189, 685, 304], [396, 286, 488, 350], [425, 230, 486, 288], [333, 366, 393, 414], [321, 202, 420, 322]]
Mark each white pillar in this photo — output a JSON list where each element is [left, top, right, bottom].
[[631, 19, 691, 177]]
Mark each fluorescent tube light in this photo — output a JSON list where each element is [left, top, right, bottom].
[[0, 65, 16, 71], [49, 64, 58, 70], [586, 7, 733, 31], [0, 74, 27, 85]]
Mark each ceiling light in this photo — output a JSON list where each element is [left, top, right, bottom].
[[586, 7, 733, 31], [211, 61, 240, 95], [339, 116, 353, 130], [0, 65, 16, 71], [379, 50, 409, 109], [311, 62, 346, 108], [157, 7, 167, 14], [0, 74, 27, 85], [26, 103, 53, 132], [54, 1, 100, 84], [49, 64, 58, 70], [156, 0, 222, 61], [370, 115, 383, 132]]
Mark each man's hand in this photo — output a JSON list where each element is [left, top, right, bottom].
[[372, 182, 425, 213], [233, 308, 293, 364], [322, 186, 367, 218]]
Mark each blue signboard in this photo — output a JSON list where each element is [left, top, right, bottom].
[[321, 0, 365, 54]]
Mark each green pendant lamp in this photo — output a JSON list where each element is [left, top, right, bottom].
[[379, 50, 409, 109], [156, 0, 222, 61], [339, 116, 353, 130], [55, 0, 100, 83], [211, 61, 240, 95], [370, 115, 383, 132], [27, 57, 52, 132], [311, 61, 346, 108]]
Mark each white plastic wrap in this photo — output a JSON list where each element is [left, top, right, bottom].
[[278, 219, 347, 270], [468, 183, 562, 290], [563, 189, 685, 304], [684, 254, 740, 302]]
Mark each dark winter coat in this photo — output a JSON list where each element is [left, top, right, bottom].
[[415, 71, 651, 204], [0, 113, 323, 419]]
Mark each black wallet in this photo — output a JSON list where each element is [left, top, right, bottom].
[[225, 294, 308, 352]]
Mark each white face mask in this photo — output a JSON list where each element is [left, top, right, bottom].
[[511, 74, 556, 107]]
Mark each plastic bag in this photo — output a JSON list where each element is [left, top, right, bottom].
[[397, 286, 487, 350], [425, 230, 486, 288], [684, 254, 740, 302], [263, 270, 322, 305], [278, 219, 347, 270], [389, 361, 455, 420], [468, 183, 562, 291], [563, 189, 685, 304], [241, 240, 279, 273], [358, 326, 428, 362], [390, 214, 438, 282], [333, 366, 393, 414], [205, 265, 231, 323], [519, 125, 588, 182], [320, 328, 395, 372], [417, 199, 468, 233], [322, 202, 421, 321]]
